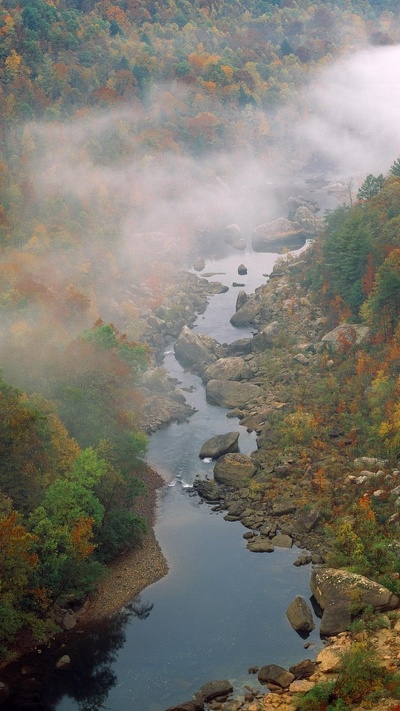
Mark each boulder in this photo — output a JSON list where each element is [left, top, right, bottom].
[[286, 597, 315, 633], [320, 324, 369, 352], [225, 338, 253, 356], [199, 432, 240, 459], [231, 238, 246, 250], [214, 453, 257, 486], [238, 264, 247, 275], [198, 680, 233, 702], [294, 509, 321, 534], [193, 257, 205, 272], [289, 659, 317, 679], [247, 538, 274, 552], [315, 646, 343, 673], [289, 680, 315, 694], [166, 696, 204, 711], [230, 298, 261, 327], [257, 665, 295, 689], [287, 196, 319, 220], [193, 480, 224, 502], [251, 321, 280, 351], [55, 655, 71, 670], [206, 379, 261, 408], [62, 611, 77, 631], [272, 500, 296, 516], [354, 456, 387, 471], [293, 206, 324, 235], [235, 290, 248, 312], [202, 357, 252, 384], [270, 534, 293, 548], [310, 568, 399, 636], [224, 224, 242, 244], [252, 218, 306, 252], [174, 326, 215, 369]]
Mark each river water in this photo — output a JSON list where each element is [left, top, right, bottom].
[[2, 247, 323, 711]]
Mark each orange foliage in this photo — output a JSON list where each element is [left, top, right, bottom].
[[358, 494, 376, 521], [70, 516, 95, 558]]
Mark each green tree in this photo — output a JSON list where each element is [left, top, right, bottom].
[[390, 157, 400, 177], [362, 249, 400, 338], [357, 174, 384, 202]]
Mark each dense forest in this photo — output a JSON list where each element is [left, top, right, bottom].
[[1, 0, 400, 664]]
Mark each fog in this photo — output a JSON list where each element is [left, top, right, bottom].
[[2, 42, 400, 391], [299, 44, 400, 178]]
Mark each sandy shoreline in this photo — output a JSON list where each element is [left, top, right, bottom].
[[81, 466, 169, 622]]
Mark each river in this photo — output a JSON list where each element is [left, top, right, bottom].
[[2, 246, 324, 711]]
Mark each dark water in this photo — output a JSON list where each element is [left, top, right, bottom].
[[2, 245, 323, 711]]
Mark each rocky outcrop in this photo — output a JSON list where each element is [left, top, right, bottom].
[[202, 357, 253, 384], [238, 264, 247, 275], [174, 326, 215, 369], [252, 218, 306, 251], [206, 379, 261, 408], [286, 597, 315, 633], [199, 432, 240, 459], [230, 298, 261, 327], [214, 453, 257, 486], [310, 568, 399, 636]]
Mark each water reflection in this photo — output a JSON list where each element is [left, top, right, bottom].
[[4, 598, 153, 711]]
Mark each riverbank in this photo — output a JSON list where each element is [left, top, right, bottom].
[[82, 466, 169, 621]]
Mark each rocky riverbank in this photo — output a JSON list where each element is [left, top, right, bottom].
[[82, 466, 168, 621], [151, 244, 400, 711]]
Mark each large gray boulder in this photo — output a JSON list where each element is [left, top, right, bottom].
[[199, 432, 240, 459], [225, 338, 253, 356], [202, 357, 252, 384], [166, 693, 204, 711], [235, 290, 248, 312], [174, 326, 215, 369], [311, 568, 399, 636], [257, 665, 295, 689], [199, 680, 233, 702], [252, 218, 306, 251], [293, 206, 324, 235], [206, 379, 261, 408], [230, 298, 261, 327], [251, 321, 280, 351], [193, 257, 205, 272], [193, 480, 224, 502], [247, 538, 274, 552], [286, 597, 315, 633], [224, 224, 242, 245], [287, 196, 319, 220], [214, 453, 257, 486], [166, 700, 203, 711], [320, 324, 369, 352]]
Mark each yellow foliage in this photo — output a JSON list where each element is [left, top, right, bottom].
[[5, 50, 22, 76]]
